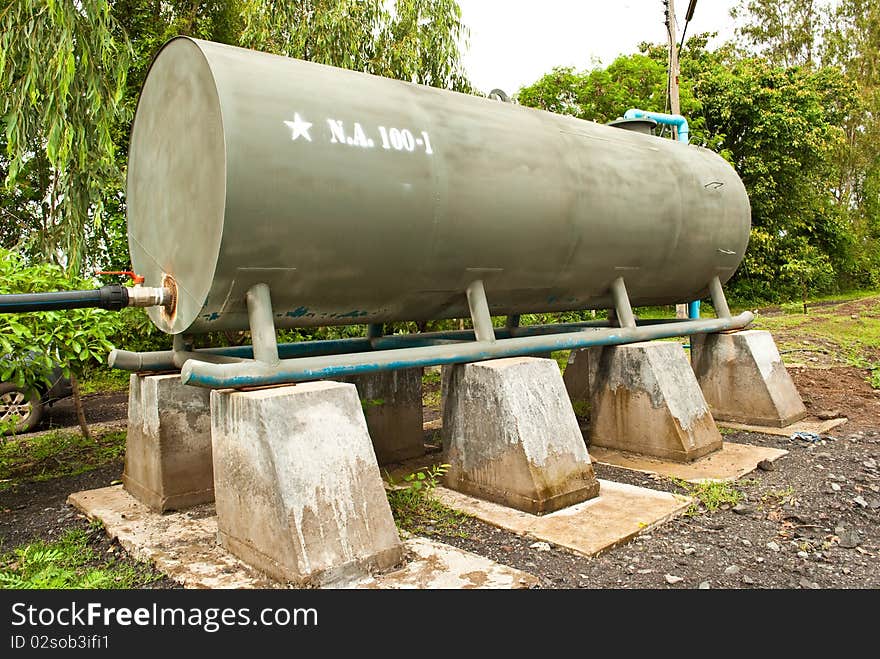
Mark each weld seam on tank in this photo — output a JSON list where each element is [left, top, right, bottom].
[[179, 311, 754, 389]]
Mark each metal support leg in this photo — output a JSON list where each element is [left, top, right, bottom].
[[709, 276, 731, 319], [246, 283, 279, 364], [466, 279, 496, 343], [610, 277, 636, 329], [367, 323, 384, 339], [506, 314, 520, 329]]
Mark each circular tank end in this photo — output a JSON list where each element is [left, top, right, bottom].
[[127, 37, 226, 335]]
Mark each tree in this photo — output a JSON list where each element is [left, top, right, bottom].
[[239, 0, 471, 91], [696, 56, 859, 300], [823, 0, 880, 286], [731, 0, 825, 68], [0, 0, 131, 273]]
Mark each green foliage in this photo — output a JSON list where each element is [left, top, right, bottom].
[[0, 527, 160, 589], [0, 429, 126, 492], [0, 248, 117, 393], [0, 0, 130, 271], [696, 56, 859, 302], [386, 463, 468, 537], [673, 479, 744, 516], [732, 0, 822, 68], [78, 366, 131, 395], [240, 0, 470, 91]]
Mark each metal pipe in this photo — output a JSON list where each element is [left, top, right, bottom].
[[181, 312, 754, 388], [246, 283, 279, 364], [709, 275, 731, 318], [171, 351, 248, 369], [107, 317, 692, 372], [688, 300, 701, 319], [623, 108, 690, 143], [466, 280, 496, 342], [610, 277, 636, 329]]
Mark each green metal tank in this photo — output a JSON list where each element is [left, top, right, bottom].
[[127, 37, 750, 335]]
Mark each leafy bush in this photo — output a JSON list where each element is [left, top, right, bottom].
[[0, 248, 117, 391]]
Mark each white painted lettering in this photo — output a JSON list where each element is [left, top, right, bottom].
[[327, 119, 347, 144]]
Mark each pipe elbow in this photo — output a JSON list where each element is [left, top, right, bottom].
[[624, 108, 689, 143]]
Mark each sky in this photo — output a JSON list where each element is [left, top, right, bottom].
[[456, 0, 741, 95]]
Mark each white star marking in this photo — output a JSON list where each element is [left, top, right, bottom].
[[284, 113, 313, 142]]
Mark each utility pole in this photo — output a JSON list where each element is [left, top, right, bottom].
[[666, 0, 681, 141], [666, 0, 688, 319]]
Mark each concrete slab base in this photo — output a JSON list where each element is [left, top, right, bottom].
[[717, 416, 848, 437], [123, 373, 213, 512], [589, 342, 722, 462], [434, 480, 691, 557], [442, 357, 599, 514], [338, 368, 426, 465], [67, 486, 537, 589], [210, 382, 403, 587], [589, 441, 789, 483], [691, 330, 808, 427]]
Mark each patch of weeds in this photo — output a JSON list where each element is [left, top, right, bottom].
[[550, 350, 569, 372], [869, 367, 880, 390], [78, 368, 131, 395], [571, 400, 590, 418], [422, 388, 441, 409], [672, 478, 743, 516], [0, 430, 126, 492], [763, 486, 796, 506], [386, 463, 469, 538], [421, 369, 441, 386], [360, 398, 385, 411], [0, 526, 162, 589], [718, 425, 738, 436]]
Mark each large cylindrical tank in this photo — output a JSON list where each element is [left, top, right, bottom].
[[127, 37, 750, 335]]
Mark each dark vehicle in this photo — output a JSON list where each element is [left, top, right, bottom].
[[0, 365, 72, 435]]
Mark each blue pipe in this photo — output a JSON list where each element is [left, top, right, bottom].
[[625, 107, 698, 317], [623, 108, 689, 143], [108, 317, 696, 372], [181, 312, 755, 389]]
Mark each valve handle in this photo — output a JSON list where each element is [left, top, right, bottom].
[[95, 270, 145, 285]]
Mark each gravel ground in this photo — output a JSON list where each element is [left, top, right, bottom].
[[1, 365, 877, 589]]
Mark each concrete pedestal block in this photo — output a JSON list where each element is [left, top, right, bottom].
[[123, 373, 213, 512], [563, 349, 592, 418], [589, 342, 722, 462], [338, 368, 425, 464], [210, 381, 404, 586], [691, 330, 808, 427], [442, 357, 599, 515]]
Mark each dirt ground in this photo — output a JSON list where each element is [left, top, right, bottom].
[[2, 337, 878, 589]]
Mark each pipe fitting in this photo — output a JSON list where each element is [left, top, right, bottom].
[[126, 285, 172, 308]]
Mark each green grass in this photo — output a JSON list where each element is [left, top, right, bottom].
[[0, 430, 126, 492], [0, 524, 161, 589], [78, 367, 131, 395], [747, 294, 880, 387], [422, 368, 442, 409], [673, 479, 744, 516]]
